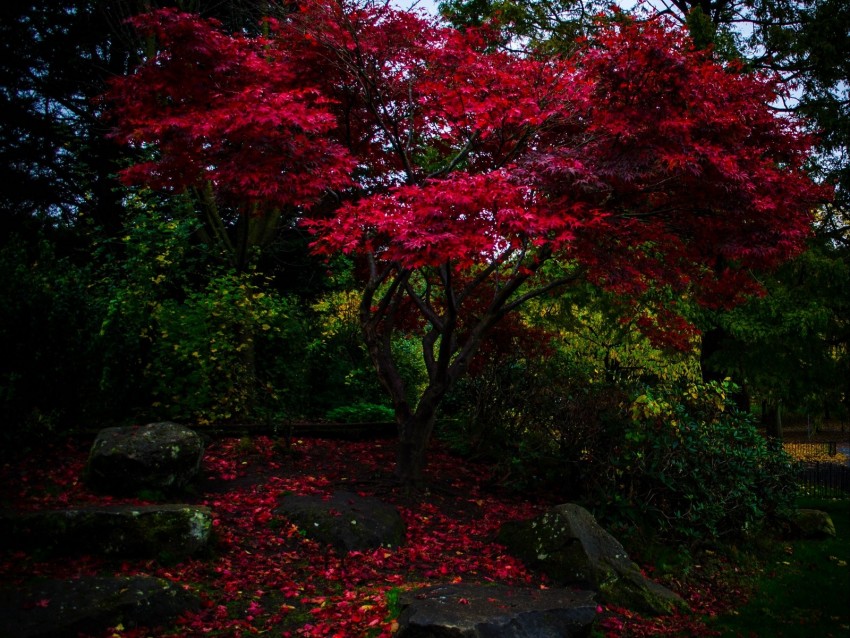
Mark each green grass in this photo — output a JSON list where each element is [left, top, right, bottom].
[[709, 497, 850, 637]]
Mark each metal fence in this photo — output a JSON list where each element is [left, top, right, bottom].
[[783, 442, 850, 497]]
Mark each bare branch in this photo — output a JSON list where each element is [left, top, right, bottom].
[[457, 248, 516, 304], [404, 276, 444, 331], [427, 131, 481, 179], [503, 267, 586, 314]]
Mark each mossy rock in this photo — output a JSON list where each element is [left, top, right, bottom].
[[85, 422, 204, 494], [274, 491, 405, 552], [498, 503, 686, 616], [791, 509, 837, 539], [0, 575, 200, 637], [0, 504, 213, 559]]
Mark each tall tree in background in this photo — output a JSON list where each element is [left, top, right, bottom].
[[652, 0, 849, 424], [0, 0, 318, 254], [438, 0, 604, 50], [0, 0, 139, 234], [0, 0, 144, 434], [0, 1, 329, 433], [108, 1, 823, 485]]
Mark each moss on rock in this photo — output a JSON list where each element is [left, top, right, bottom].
[[85, 422, 204, 494], [0, 504, 213, 559], [498, 503, 687, 615]]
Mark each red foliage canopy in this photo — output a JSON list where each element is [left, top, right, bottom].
[[105, 0, 826, 482], [107, 1, 824, 322], [105, 7, 354, 214], [301, 9, 823, 309]]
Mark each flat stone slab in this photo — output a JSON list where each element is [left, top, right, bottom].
[[274, 491, 405, 552], [0, 504, 213, 559], [397, 583, 597, 637], [0, 576, 200, 638]]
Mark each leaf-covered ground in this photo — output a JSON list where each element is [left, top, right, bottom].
[[0, 434, 837, 637]]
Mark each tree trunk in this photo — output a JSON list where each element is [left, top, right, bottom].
[[397, 413, 434, 488], [763, 400, 783, 441], [358, 257, 574, 490], [395, 382, 446, 488], [700, 327, 749, 410]]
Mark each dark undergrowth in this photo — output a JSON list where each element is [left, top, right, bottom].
[[707, 497, 850, 638]]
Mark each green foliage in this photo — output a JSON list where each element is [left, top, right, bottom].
[[525, 281, 702, 386], [384, 586, 402, 615], [757, 0, 849, 210], [704, 242, 850, 420], [304, 290, 426, 418], [595, 381, 799, 543], [65, 192, 422, 428], [439, 0, 603, 52], [325, 402, 395, 423], [95, 192, 312, 424], [441, 350, 625, 495], [684, 5, 743, 60], [95, 192, 201, 416], [303, 290, 388, 415], [0, 232, 102, 444], [146, 270, 305, 424]]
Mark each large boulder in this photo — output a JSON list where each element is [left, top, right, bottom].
[[0, 504, 213, 560], [86, 422, 204, 494], [0, 576, 200, 638], [790, 509, 836, 539], [274, 491, 405, 552], [396, 583, 597, 637], [498, 503, 686, 616]]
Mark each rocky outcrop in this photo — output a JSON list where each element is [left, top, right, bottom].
[[0, 576, 200, 638], [498, 503, 686, 615], [0, 504, 213, 560], [274, 491, 405, 552], [396, 583, 597, 637], [86, 422, 204, 494]]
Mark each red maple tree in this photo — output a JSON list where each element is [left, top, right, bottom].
[[107, 0, 825, 487], [104, 7, 355, 269]]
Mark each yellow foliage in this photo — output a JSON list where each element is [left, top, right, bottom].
[[784, 444, 849, 465]]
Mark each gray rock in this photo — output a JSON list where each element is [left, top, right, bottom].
[[498, 503, 686, 616], [274, 491, 405, 552], [0, 575, 200, 638], [397, 583, 597, 637], [86, 422, 204, 493], [791, 508, 836, 539], [0, 504, 213, 559]]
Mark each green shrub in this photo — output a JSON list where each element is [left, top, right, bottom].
[[440, 351, 625, 496], [303, 291, 387, 415], [593, 380, 798, 543], [0, 234, 103, 445], [303, 290, 426, 418], [96, 195, 312, 425], [325, 402, 395, 423], [146, 271, 308, 424], [95, 194, 201, 419]]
